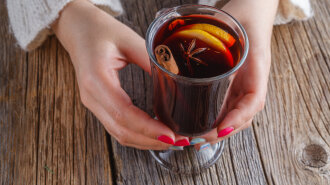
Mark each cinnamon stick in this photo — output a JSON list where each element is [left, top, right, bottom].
[[154, 45, 179, 75]]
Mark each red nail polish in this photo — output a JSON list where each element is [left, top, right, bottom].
[[174, 139, 190, 146], [157, 135, 174, 144], [218, 127, 234, 137]]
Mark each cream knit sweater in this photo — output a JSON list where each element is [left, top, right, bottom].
[[6, 0, 312, 51]]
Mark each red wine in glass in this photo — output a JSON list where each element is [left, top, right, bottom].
[[152, 15, 242, 136]]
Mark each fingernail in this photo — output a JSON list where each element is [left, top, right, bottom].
[[199, 143, 211, 152], [169, 146, 184, 150], [190, 138, 206, 145], [218, 127, 234, 137], [174, 139, 190, 146], [157, 135, 174, 144]]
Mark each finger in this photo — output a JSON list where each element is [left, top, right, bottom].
[[190, 129, 217, 145], [190, 129, 217, 151], [193, 141, 212, 152], [190, 93, 259, 148], [107, 122, 172, 150], [239, 119, 253, 130], [80, 78, 175, 149], [87, 98, 172, 150], [194, 119, 252, 151], [93, 71, 176, 144], [116, 25, 151, 74], [124, 104, 177, 142], [210, 118, 253, 145], [216, 93, 261, 139], [173, 133, 190, 147]]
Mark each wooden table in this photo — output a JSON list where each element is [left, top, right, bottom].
[[1, 0, 329, 184]]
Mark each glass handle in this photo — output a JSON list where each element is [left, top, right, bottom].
[[155, 8, 170, 18]]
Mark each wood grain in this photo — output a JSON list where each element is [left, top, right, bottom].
[[0, 0, 113, 184], [0, 1, 36, 184], [0, 0, 329, 184], [253, 0, 330, 184]]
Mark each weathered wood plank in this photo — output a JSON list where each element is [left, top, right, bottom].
[[0, 1, 114, 184], [33, 37, 57, 185], [72, 81, 87, 185], [53, 40, 75, 185], [0, 1, 38, 184], [253, 0, 330, 184]]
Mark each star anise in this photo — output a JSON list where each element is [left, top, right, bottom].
[[180, 39, 208, 75]]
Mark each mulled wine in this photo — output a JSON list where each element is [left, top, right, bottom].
[[151, 15, 243, 136], [154, 15, 242, 78]]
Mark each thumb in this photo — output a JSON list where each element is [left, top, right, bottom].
[[117, 26, 151, 74]]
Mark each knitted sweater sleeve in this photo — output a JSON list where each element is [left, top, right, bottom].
[[6, 0, 123, 51], [198, 0, 313, 25]]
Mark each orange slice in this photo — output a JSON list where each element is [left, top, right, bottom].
[[180, 23, 236, 47], [172, 29, 234, 67], [168, 19, 185, 31]]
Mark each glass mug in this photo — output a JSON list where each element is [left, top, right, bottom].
[[145, 4, 248, 174]]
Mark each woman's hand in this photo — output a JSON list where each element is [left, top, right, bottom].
[[52, 0, 189, 150], [193, 0, 279, 149]]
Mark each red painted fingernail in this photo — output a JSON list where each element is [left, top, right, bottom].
[[218, 127, 234, 137], [157, 135, 174, 144], [174, 139, 190, 146]]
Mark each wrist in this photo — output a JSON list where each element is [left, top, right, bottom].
[[222, 0, 278, 52], [51, 0, 100, 54], [223, 0, 279, 27], [51, 0, 90, 32]]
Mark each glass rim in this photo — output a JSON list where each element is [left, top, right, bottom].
[[145, 4, 249, 83]]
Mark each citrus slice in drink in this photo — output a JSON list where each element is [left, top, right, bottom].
[[179, 23, 236, 47], [172, 29, 234, 67], [168, 19, 185, 31]]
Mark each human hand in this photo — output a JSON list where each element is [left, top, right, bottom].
[[52, 0, 189, 150], [192, 0, 278, 149]]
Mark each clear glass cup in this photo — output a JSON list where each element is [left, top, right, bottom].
[[145, 4, 249, 174]]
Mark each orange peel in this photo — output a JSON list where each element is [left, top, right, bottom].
[[172, 29, 234, 67], [179, 23, 236, 47]]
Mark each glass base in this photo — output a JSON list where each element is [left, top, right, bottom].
[[150, 141, 225, 174]]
